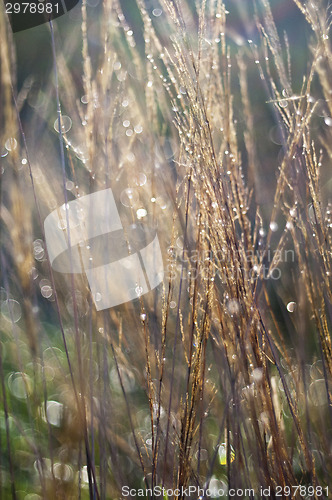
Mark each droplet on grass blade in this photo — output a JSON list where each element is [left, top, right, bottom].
[[120, 188, 139, 207], [53, 115, 72, 134], [137, 208, 147, 219], [8, 372, 32, 399], [286, 301, 296, 312], [41, 401, 63, 427], [1, 299, 22, 323], [5, 138, 17, 152], [309, 379, 328, 406], [218, 443, 235, 465], [308, 203, 317, 224], [134, 173, 147, 186], [226, 299, 240, 315], [41, 285, 53, 299]]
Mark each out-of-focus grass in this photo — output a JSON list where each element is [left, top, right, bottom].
[[0, 0, 332, 498]]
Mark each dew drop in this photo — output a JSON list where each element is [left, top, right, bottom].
[[8, 372, 32, 399], [33, 240, 45, 261], [120, 188, 139, 207], [286, 301, 296, 312], [309, 379, 328, 406], [270, 221, 278, 232], [1, 299, 22, 323], [137, 208, 147, 219], [41, 285, 53, 299], [252, 367, 263, 383], [308, 203, 317, 224], [134, 173, 147, 187], [218, 443, 235, 465], [53, 115, 72, 134], [226, 299, 240, 315], [5, 138, 17, 152], [41, 400, 63, 426], [152, 8, 162, 16], [134, 124, 143, 134], [66, 180, 74, 191]]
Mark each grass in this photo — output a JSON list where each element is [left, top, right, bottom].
[[0, 0, 332, 498]]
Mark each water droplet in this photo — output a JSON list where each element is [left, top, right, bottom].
[[170, 301, 176, 308], [81, 95, 89, 104], [53, 463, 73, 482], [95, 292, 102, 302], [66, 180, 74, 191], [5, 138, 17, 152], [226, 299, 240, 315], [152, 8, 162, 16], [324, 117, 332, 126], [33, 240, 45, 261], [137, 208, 147, 219], [120, 188, 139, 207], [309, 379, 328, 406], [53, 115, 72, 134], [41, 285, 53, 299], [218, 443, 235, 465], [270, 221, 278, 232], [286, 301, 296, 312], [308, 203, 317, 224], [8, 372, 32, 399], [140, 313, 147, 321], [135, 286, 143, 297], [134, 125, 143, 134], [41, 400, 63, 426], [1, 299, 22, 323], [134, 173, 147, 187], [252, 367, 263, 383]]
